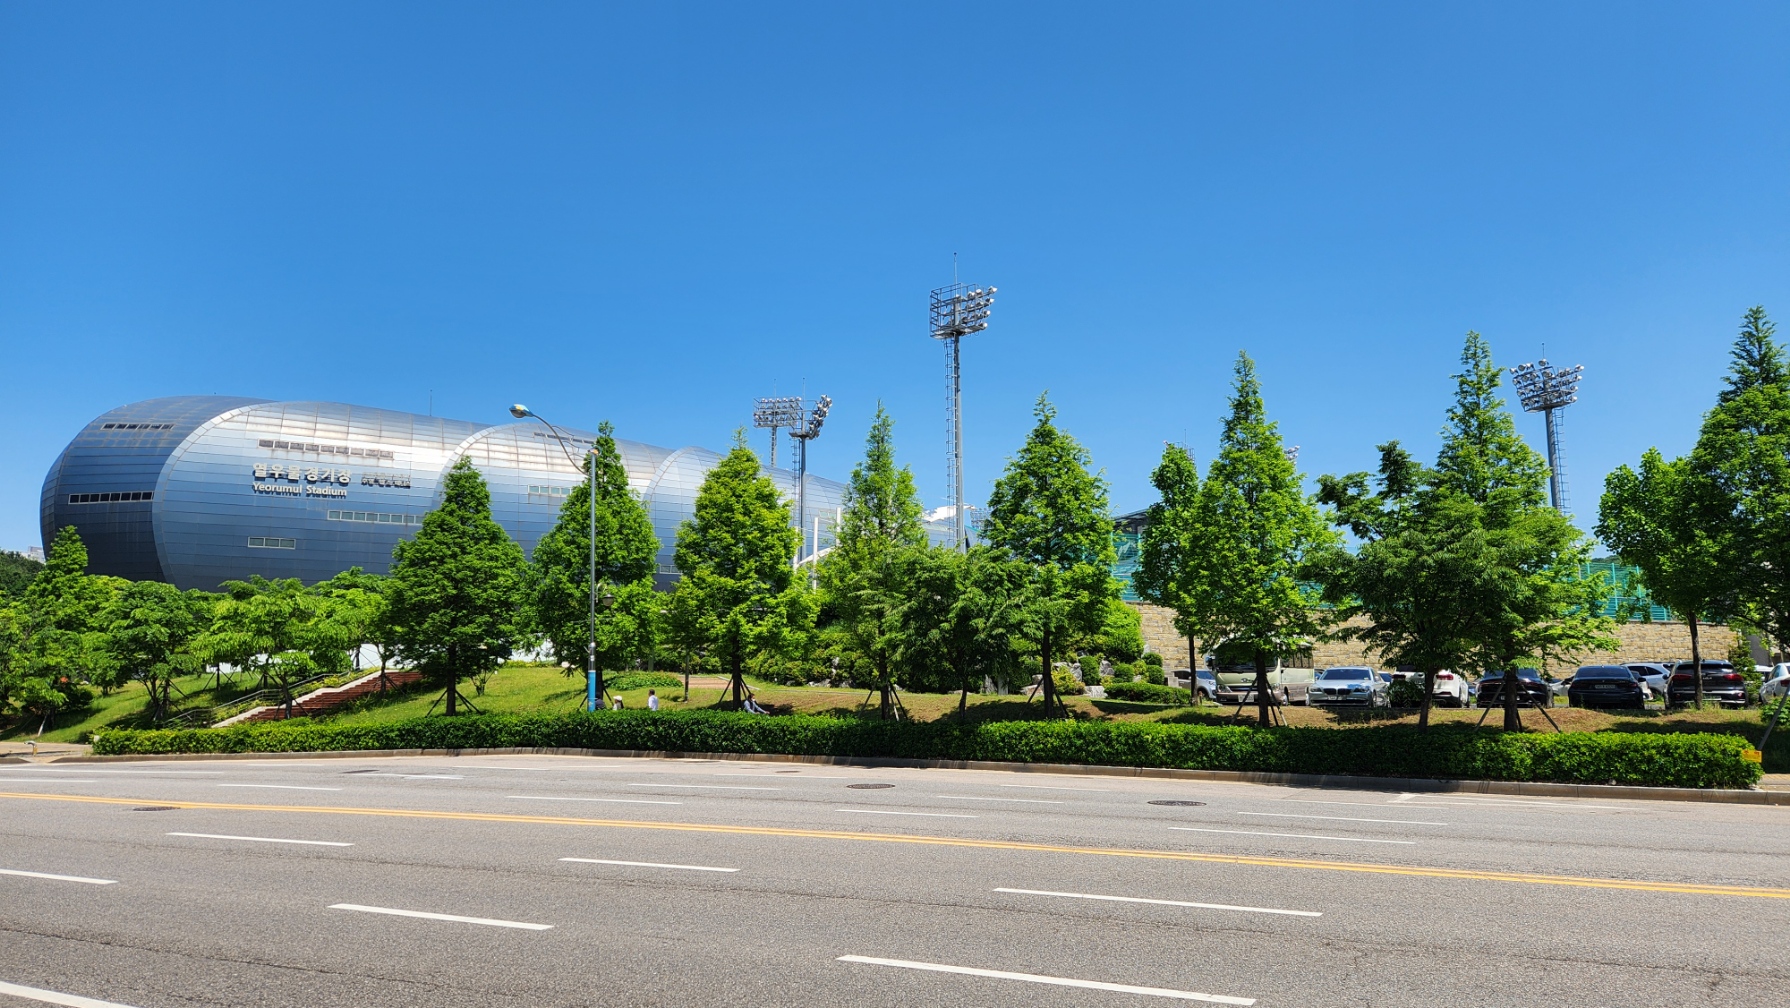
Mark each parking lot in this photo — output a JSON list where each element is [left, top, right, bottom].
[[2, 753, 1787, 1007]]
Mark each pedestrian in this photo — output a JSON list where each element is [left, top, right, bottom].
[[611, 695, 624, 711], [647, 689, 659, 711]]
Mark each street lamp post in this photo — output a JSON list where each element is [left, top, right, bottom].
[[510, 404, 606, 711]]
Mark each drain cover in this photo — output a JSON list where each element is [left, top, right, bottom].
[[1148, 800, 1206, 806], [846, 783, 895, 789], [776, 770, 801, 774], [131, 806, 179, 812]]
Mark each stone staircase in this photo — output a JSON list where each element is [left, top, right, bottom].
[[218, 668, 424, 726]]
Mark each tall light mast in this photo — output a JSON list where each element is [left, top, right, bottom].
[[929, 282, 995, 549], [1509, 358, 1585, 512]]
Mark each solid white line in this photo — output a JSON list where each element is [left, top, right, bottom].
[[355, 773, 465, 779], [6, 773, 223, 780], [560, 857, 738, 873], [998, 783, 1113, 792], [1237, 811, 1446, 826], [627, 783, 780, 791], [994, 888, 1320, 917], [0, 778, 98, 783], [0, 868, 118, 885], [717, 772, 853, 778], [836, 956, 1253, 1005], [1169, 827, 1415, 844], [0, 979, 144, 1008], [168, 832, 353, 847], [836, 808, 978, 818], [217, 784, 343, 791], [329, 903, 552, 930], [935, 795, 1064, 804], [508, 795, 683, 805]]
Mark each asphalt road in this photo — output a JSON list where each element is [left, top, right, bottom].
[[1, 753, 1786, 1008]]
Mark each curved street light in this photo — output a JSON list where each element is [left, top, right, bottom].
[[510, 404, 606, 712]]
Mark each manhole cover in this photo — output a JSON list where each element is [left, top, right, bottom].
[[130, 806, 179, 812], [846, 783, 895, 789], [1147, 800, 1206, 806]]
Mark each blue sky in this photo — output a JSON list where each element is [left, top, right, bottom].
[[4, 3, 1788, 553]]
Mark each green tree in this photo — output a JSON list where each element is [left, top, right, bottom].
[[313, 568, 390, 684], [14, 527, 120, 697], [532, 421, 660, 696], [1178, 354, 1335, 726], [1133, 443, 1201, 685], [1598, 449, 1732, 707], [104, 581, 212, 723], [819, 405, 926, 718], [983, 394, 1118, 717], [669, 436, 811, 709], [385, 457, 531, 716], [886, 544, 1030, 710], [1315, 442, 1494, 729], [205, 576, 344, 715], [1690, 308, 1790, 667], [0, 550, 43, 597], [1433, 333, 1613, 729]]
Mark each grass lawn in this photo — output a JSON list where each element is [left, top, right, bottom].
[[21, 661, 1790, 772], [0, 671, 266, 744]]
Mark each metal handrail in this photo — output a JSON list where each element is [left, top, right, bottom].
[[160, 671, 339, 727]]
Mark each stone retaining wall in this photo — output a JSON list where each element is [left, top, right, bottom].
[[1125, 601, 1744, 672]]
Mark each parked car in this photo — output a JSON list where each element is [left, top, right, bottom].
[[1761, 664, 1790, 707], [1566, 665, 1647, 710], [1308, 666, 1387, 707], [1181, 669, 1221, 702], [1475, 669, 1552, 708], [1625, 663, 1672, 699], [1386, 669, 1471, 707], [1666, 660, 1747, 706]]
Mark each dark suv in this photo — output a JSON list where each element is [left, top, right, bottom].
[[1666, 661, 1748, 706]]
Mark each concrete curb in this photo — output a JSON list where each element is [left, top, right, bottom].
[[48, 746, 1790, 806]]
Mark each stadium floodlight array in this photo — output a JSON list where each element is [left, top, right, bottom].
[[1507, 359, 1585, 512], [929, 283, 997, 549]]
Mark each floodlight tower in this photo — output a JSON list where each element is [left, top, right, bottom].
[[752, 396, 803, 469], [1508, 358, 1585, 512], [790, 395, 832, 568], [929, 282, 995, 549]]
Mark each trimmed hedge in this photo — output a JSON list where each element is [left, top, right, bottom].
[[1102, 682, 1194, 706], [91, 709, 1762, 789]]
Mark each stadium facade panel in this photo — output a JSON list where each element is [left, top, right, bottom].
[[42, 396, 913, 591]]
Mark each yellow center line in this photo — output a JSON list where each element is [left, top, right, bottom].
[[5, 790, 1785, 900]]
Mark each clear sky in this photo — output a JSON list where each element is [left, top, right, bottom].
[[4, 3, 1787, 553]]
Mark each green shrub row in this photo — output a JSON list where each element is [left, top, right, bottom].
[[604, 672, 684, 693], [1101, 682, 1194, 706], [91, 709, 1762, 789]]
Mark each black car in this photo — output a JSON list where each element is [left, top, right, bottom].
[[1666, 660, 1748, 706], [1566, 665, 1646, 709], [1475, 669, 1551, 707]]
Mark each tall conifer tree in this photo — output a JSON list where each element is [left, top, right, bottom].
[[385, 457, 530, 715], [1179, 353, 1333, 727], [820, 405, 925, 718], [532, 421, 661, 694], [983, 394, 1116, 716], [670, 436, 811, 708]]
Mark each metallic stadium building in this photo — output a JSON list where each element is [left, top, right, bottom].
[[41, 396, 905, 591]]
